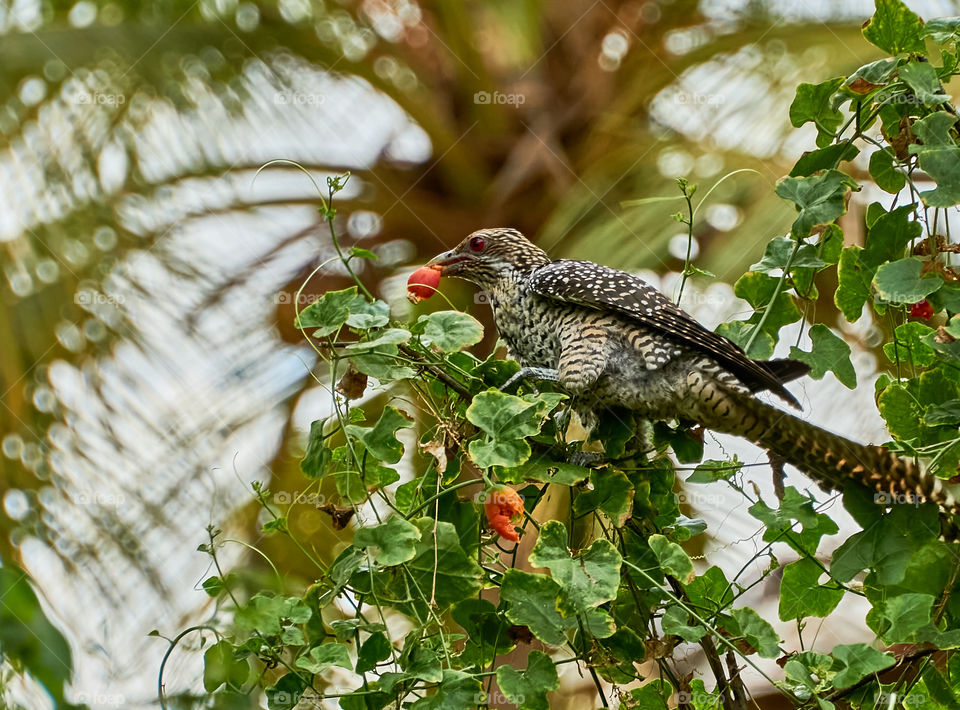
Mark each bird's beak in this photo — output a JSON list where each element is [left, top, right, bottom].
[[426, 249, 471, 274]]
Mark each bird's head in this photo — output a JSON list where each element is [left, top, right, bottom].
[[426, 228, 550, 289]]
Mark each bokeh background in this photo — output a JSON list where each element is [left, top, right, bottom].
[[2, 0, 959, 707]]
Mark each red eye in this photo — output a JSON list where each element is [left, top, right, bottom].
[[469, 236, 486, 252]]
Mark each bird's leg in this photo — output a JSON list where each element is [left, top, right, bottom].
[[500, 367, 560, 393], [569, 451, 605, 467]]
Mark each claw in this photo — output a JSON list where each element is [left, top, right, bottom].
[[500, 367, 560, 393], [569, 451, 604, 467]]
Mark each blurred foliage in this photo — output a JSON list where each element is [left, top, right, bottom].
[[0, 0, 948, 705]]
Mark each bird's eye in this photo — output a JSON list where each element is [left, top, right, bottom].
[[469, 236, 486, 252]]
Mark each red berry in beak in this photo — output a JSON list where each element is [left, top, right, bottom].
[[407, 265, 442, 303]]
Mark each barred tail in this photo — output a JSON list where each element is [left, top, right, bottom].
[[702, 390, 959, 516]]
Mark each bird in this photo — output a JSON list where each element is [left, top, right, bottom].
[[426, 227, 958, 515]]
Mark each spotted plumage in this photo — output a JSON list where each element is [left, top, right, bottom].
[[428, 228, 959, 520]]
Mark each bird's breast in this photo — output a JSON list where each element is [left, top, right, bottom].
[[491, 291, 563, 368]]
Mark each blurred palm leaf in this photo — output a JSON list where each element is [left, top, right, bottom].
[[1, 0, 949, 702]]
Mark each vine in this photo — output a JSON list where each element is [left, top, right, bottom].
[[163, 3, 960, 709]]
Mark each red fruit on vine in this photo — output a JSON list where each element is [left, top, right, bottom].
[[909, 300, 934, 320], [407, 265, 442, 303], [483, 485, 524, 542]]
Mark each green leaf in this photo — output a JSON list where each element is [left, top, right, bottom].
[[467, 390, 565, 440], [346, 328, 411, 350], [345, 405, 414, 464], [495, 650, 559, 710], [868, 147, 906, 193], [789, 324, 856, 388], [353, 516, 422, 566], [835, 246, 875, 321], [899, 62, 949, 106], [497, 459, 591, 486], [624, 681, 672, 710], [818, 224, 844, 266], [235, 594, 312, 635], [295, 286, 357, 335], [572, 467, 635, 527], [466, 390, 564, 468], [296, 642, 353, 674], [862, 0, 926, 55], [866, 592, 935, 643], [715, 320, 775, 359], [202, 575, 224, 597], [648, 533, 695, 584], [873, 258, 944, 304], [929, 282, 960, 314], [749, 487, 839, 556], [267, 673, 308, 710], [346, 296, 390, 329], [203, 641, 248, 692], [924, 398, 960, 425], [779, 558, 844, 621], [883, 321, 937, 367], [301, 419, 333, 478], [908, 112, 960, 207], [402, 518, 484, 611], [686, 458, 742, 484], [845, 57, 901, 90], [661, 605, 706, 643], [350, 344, 416, 381], [500, 570, 572, 645], [783, 652, 836, 697], [789, 143, 859, 177], [877, 381, 926, 441], [350, 246, 379, 260], [862, 204, 922, 267], [452, 599, 516, 667], [728, 607, 781, 658], [831, 643, 895, 689], [409, 669, 483, 710], [356, 632, 392, 674], [750, 237, 826, 272], [683, 566, 735, 613], [529, 520, 622, 616], [922, 17, 960, 44], [468, 438, 531, 469], [733, 272, 802, 335], [831, 504, 940, 584], [788, 78, 845, 147], [417, 311, 484, 352], [775, 170, 860, 239]]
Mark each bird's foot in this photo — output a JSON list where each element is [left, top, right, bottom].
[[569, 451, 605, 468], [500, 367, 560, 394]]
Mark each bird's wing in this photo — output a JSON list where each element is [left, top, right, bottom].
[[530, 260, 804, 407]]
